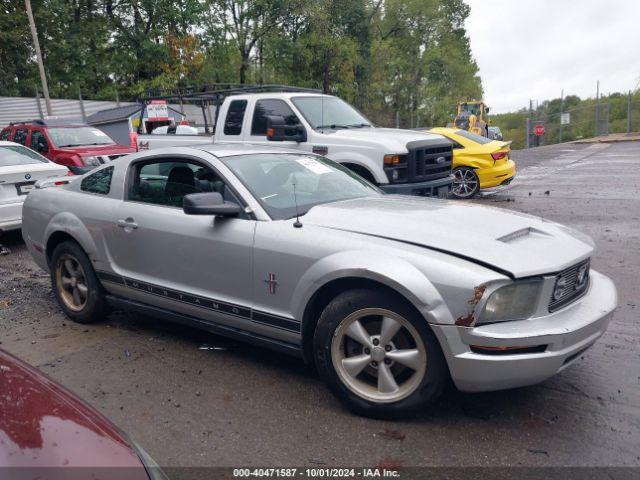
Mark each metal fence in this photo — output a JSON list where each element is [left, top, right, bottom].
[[524, 94, 640, 148]]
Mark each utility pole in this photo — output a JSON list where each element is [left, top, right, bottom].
[[25, 0, 52, 116], [559, 89, 564, 144], [627, 90, 632, 133], [595, 80, 600, 137]]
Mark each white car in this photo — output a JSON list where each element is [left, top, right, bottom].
[[0, 141, 69, 233]]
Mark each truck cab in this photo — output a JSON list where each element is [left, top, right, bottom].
[[137, 89, 454, 196], [214, 93, 453, 195]]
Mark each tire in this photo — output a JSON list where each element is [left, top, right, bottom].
[[313, 289, 448, 419], [451, 167, 480, 199], [50, 240, 109, 323]]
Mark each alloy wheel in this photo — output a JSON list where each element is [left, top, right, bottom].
[[452, 168, 479, 198], [331, 308, 427, 403], [55, 254, 89, 312]]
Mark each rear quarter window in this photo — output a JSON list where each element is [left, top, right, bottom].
[[13, 128, 28, 145], [81, 166, 114, 195], [0, 128, 11, 141]]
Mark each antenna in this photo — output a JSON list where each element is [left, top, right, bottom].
[[292, 180, 303, 228]]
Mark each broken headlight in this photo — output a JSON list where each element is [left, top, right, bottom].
[[477, 279, 542, 325]]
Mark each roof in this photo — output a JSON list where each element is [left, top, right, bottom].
[[86, 104, 142, 125], [194, 143, 306, 158], [0, 96, 135, 128], [220, 92, 328, 101], [9, 117, 86, 127]]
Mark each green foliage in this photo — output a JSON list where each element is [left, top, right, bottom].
[[1, 0, 482, 126]]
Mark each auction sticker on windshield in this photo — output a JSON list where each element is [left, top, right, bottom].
[[296, 157, 332, 174]]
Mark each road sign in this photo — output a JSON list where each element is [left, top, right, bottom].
[[534, 124, 545, 136], [561, 113, 570, 125]]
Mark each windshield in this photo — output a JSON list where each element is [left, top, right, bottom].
[[220, 153, 381, 220], [0, 145, 48, 166], [455, 129, 494, 145], [291, 96, 372, 130], [48, 127, 116, 147]]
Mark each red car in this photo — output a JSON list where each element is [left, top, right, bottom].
[[0, 119, 135, 168], [0, 349, 167, 479]]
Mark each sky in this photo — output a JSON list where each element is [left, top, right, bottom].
[[464, 0, 640, 113]]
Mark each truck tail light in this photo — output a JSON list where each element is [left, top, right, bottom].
[[129, 131, 139, 151], [491, 151, 508, 161]]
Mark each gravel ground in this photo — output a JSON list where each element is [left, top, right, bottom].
[[0, 141, 638, 469]]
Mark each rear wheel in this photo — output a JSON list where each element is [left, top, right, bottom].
[[313, 289, 448, 419], [451, 167, 480, 199], [51, 241, 108, 323]]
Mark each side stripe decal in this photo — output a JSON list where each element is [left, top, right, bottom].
[[96, 271, 300, 333]]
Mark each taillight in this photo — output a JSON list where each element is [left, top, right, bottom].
[[54, 180, 69, 186], [491, 151, 508, 161], [129, 131, 139, 151]]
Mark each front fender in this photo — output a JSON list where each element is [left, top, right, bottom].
[[44, 212, 99, 263], [290, 250, 454, 326], [327, 151, 387, 184]]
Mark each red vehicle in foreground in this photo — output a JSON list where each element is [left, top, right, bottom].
[[0, 348, 166, 479], [0, 119, 135, 168]]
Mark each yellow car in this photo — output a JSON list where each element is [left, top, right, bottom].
[[429, 127, 516, 199]]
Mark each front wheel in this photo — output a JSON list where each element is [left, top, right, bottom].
[[451, 167, 480, 199], [313, 289, 448, 419]]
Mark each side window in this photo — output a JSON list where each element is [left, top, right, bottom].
[[30, 130, 49, 154], [81, 166, 114, 195], [13, 128, 28, 145], [251, 100, 300, 136], [128, 159, 236, 208], [224, 100, 248, 136], [0, 129, 10, 141]]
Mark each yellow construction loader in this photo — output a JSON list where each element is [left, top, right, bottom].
[[453, 100, 490, 137]]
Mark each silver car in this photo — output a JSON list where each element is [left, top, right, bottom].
[[22, 144, 617, 418]]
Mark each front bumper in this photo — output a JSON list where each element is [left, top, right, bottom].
[[431, 270, 617, 392], [380, 175, 453, 196]]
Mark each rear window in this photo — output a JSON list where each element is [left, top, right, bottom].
[[0, 129, 10, 141], [0, 145, 48, 167], [224, 100, 248, 136], [455, 129, 493, 145]]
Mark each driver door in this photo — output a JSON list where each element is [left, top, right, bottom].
[[105, 155, 257, 331]]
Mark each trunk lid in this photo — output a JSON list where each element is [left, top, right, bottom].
[[0, 163, 69, 203]]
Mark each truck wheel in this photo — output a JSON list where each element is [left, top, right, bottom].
[[451, 167, 480, 199], [313, 289, 448, 419], [51, 241, 108, 324]]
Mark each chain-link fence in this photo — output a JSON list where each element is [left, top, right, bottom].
[[524, 94, 640, 148]]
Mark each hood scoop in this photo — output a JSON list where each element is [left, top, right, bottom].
[[497, 227, 551, 244]]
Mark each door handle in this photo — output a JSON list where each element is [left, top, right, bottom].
[[116, 218, 138, 229]]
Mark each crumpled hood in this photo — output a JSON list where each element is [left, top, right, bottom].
[[328, 128, 450, 152], [304, 196, 594, 278]]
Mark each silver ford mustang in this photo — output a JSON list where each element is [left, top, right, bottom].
[[22, 144, 617, 418]]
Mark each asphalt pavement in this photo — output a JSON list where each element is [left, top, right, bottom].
[[0, 141, 638, 468]]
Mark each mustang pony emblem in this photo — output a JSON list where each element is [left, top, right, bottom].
[[265, 273, 278, 294]]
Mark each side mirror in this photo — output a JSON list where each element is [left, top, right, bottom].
[[267, 115, 307, 143], [183, 192, 241, 217]]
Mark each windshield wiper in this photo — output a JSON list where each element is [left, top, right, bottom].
[[346, 123, 372, 128], [316, 124, 350, 130]]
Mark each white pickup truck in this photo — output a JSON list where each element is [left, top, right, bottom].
[[137, 92, 453, 196]]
